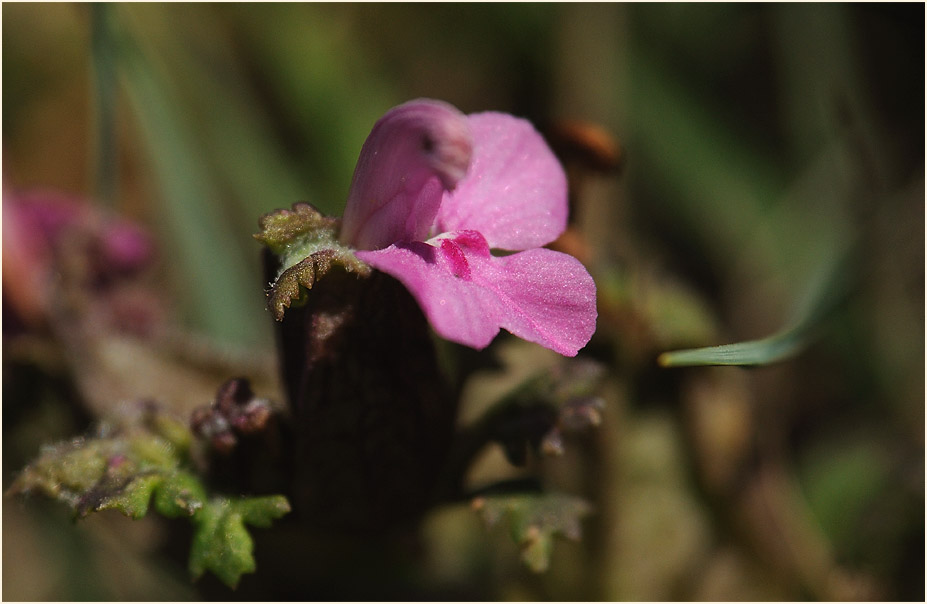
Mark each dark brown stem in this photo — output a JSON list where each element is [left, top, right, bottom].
[[267, 249, 457, 536]]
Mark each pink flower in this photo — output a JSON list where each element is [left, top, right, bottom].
[[340, 99, 597, 357], [3, 187, 155, 328]]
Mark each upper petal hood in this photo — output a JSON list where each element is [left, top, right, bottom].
[[339, 99, 473, 251]]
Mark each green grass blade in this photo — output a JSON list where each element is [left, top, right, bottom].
[[121, 5, 312, 224], [659, 244, 856, 368], [658, 330, 809, 368], [90, 4, 118, 207], [115, 14, 267, 348]]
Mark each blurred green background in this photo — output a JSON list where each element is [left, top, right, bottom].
[[3, 3, 923, 601]]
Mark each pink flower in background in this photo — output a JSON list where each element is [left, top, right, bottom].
[[2, 187, 155, 329], [340, 99, 597, 357]]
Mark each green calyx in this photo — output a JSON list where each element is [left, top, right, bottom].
[[254, 203, 371, 320]]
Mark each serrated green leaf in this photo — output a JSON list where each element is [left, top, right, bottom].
[[94, 473, 162, 519], [189, 500, 254, 587], [233, 495, 292, 527], [153, 471, 207, 518], [8, 439, 116, 505], [9, 402, 290, 588], [149, 413, 195, 452], [189, 496, 291, 588], [10, 422, 187, 521], [473, 492, 591, 573], [520, 528, 555, 573], [128, 434, 182, 468]]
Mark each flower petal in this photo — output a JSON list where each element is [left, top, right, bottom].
[[339, 99, 473, 251], [434, 112, 568, 251], [356, 231, 596, 356], [486, 247, 598, 356]]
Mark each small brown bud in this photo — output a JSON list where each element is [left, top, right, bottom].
[[547, 119, 623, 174]]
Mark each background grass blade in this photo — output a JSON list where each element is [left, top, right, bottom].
[[115, 12, 268, 348], [658, 243, 856, 367]]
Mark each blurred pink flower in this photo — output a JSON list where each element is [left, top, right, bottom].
[[340, 99, 597, 356], [2, 187, 154, 328]]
